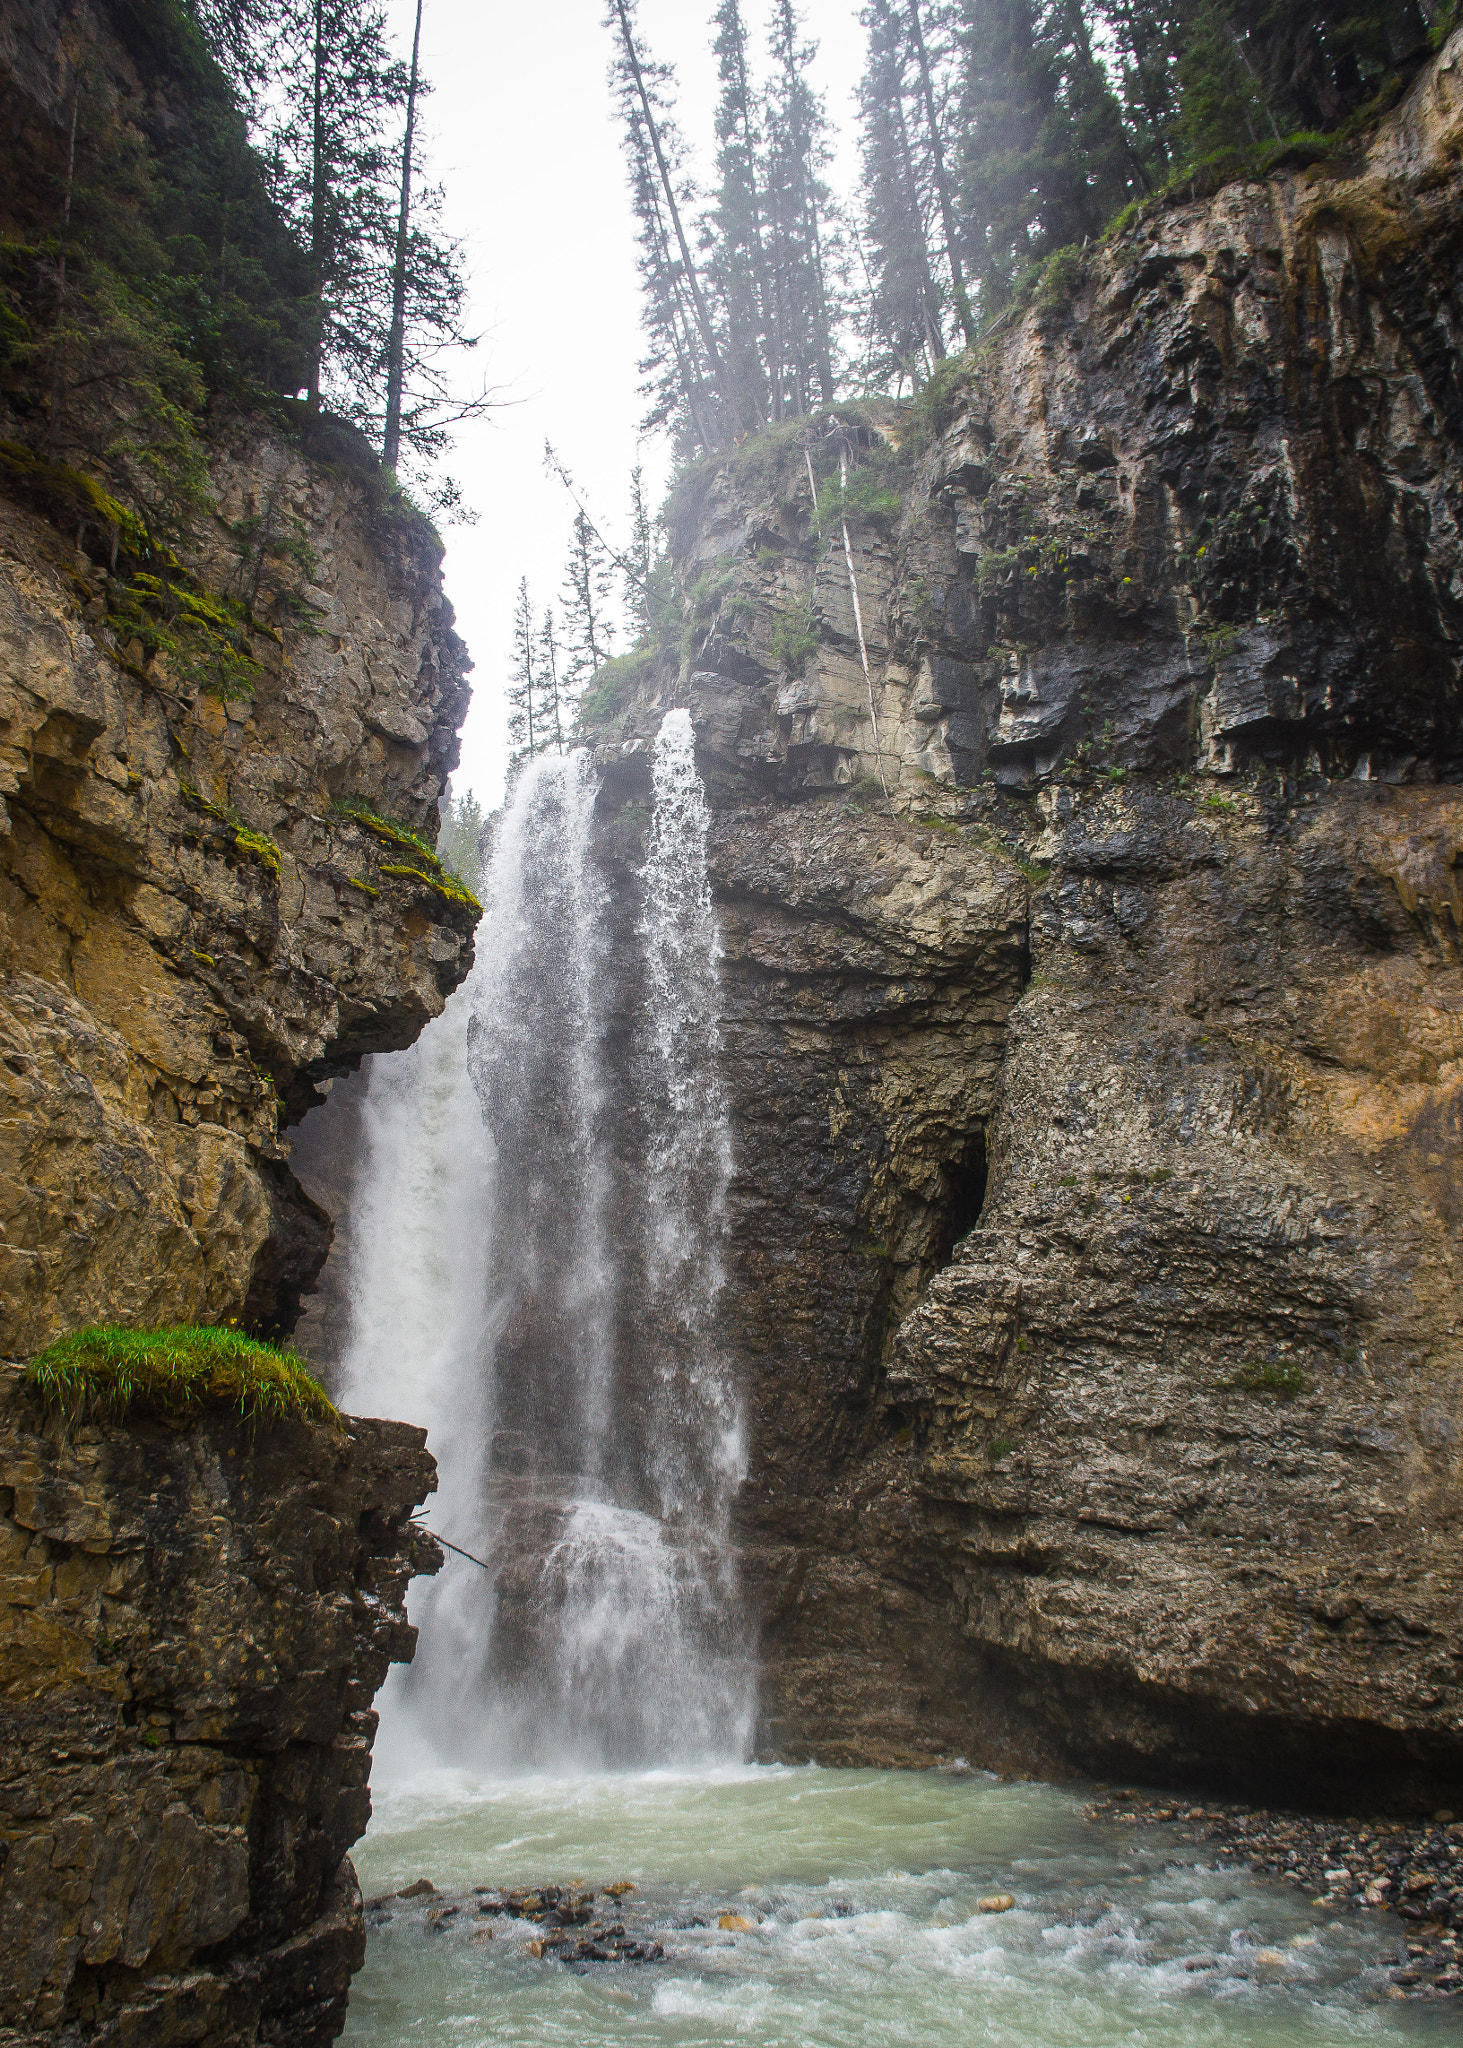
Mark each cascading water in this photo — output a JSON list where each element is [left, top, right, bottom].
[[334, 718, 751, 1773]]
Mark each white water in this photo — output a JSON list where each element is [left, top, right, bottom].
[[335, 725, 750, 1775], [341, 1766, 1450, 2048]]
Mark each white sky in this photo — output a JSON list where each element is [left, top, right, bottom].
[[381, 0, 870, 808]]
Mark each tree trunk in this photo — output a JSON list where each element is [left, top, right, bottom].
[[308, 0, 326, 411], [906, 0, 976, 346], [382, 0, 423, 471]]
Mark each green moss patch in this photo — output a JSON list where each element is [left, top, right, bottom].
[[1230, 1359, 1309, 1399], [331, 799, 481, 912], [27, 1324, 339, 1430], [178, 783, 283, 883], [232, 825, 281, 877], [379, 861, 481, 911]]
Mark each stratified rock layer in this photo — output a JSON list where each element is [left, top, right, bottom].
[[0, 411, 476, 1357], [0, 1368, 440, 2046], [583, 38, 1463, 1807]]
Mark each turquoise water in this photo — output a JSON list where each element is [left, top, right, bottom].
[[342, 1764, 1451, 2047]]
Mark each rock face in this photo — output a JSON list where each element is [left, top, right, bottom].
[[0, 1367, 441, 2046], [0, 412, 476, 1356], [582, 38, 1463, 1808]]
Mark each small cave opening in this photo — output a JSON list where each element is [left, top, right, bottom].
[[932, 1132, 988, 1270]]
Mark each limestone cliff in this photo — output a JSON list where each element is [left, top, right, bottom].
[[0, 1370, 440, 2046], [0, 411, 476, 1353], [0, 12, 473, 2039], [583, 35, 1463, 1808]]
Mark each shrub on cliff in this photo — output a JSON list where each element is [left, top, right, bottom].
[[27, 1324, 339, 1429]]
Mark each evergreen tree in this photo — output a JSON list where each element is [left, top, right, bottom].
[[382, 0, 423, 471], [1100, 0, 1186, 174], [607, 0, 743, 447], [507, 576, 542, 759], [906, 1, 978, 345], [247, 0, 474, 476], [538, 605, 568, 753], [957, 0, 1141, 317], [625, 464, 656, 636], [763, 0, 838, 416], [858, 0, 946, 385], [561, 511, 616, 696], [437, 785, 486, 894], [710, 0, 774, 428]]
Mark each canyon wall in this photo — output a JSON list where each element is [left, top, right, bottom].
[[0, 0, 478, 1361], [0, 410, 476, 1354], [0, 11, 474, 2040], [0, 1368, 440, 2047], [583, 35, 1463, 1808]]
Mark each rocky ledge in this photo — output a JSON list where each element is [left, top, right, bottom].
[[0, 1367, 440, 2046]]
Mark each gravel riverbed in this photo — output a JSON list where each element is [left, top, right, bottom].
[[1087, 1789, 1463, 1999]]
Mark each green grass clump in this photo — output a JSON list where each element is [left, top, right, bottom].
[[769, 598, 821, 677], [26, 1324, 340, 1429]]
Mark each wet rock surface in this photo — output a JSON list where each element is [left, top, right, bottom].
[[0, 1366, 441, 2046], [364, 1880, 667, 1965], [1089, 1789, 1463, 1999]]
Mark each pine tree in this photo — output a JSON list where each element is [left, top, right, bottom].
[[538, 605, 568, 753], [253, 0, 473, 476], [437, 784, 486, 893], [625, 464, 655, 637], [607, 0, 744, 447], [507, 576, 541, 759], [561, 511, 616, 696], [906, 1, 978, 345], [958, 0, 1056, 313], [381, 0, 423, 472], [859, 0, 946, 385], [1099, 0, 1186, 175], [1049, 0, 1151, 222], [763, 0, 838, 416], [710, 0, 774, 429]]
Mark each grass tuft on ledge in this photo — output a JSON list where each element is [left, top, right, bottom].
[[26, 1324, 340, 1431]]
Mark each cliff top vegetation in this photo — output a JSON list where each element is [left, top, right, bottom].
[[26, 1323, 340, 1429], [613, 0, 1459, 457], [0, 0, 480, 563]]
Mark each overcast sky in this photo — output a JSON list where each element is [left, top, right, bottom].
[[381, 0, 869, 808]]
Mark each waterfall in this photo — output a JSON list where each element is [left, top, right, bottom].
[[333, 720, 751, 1773]]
